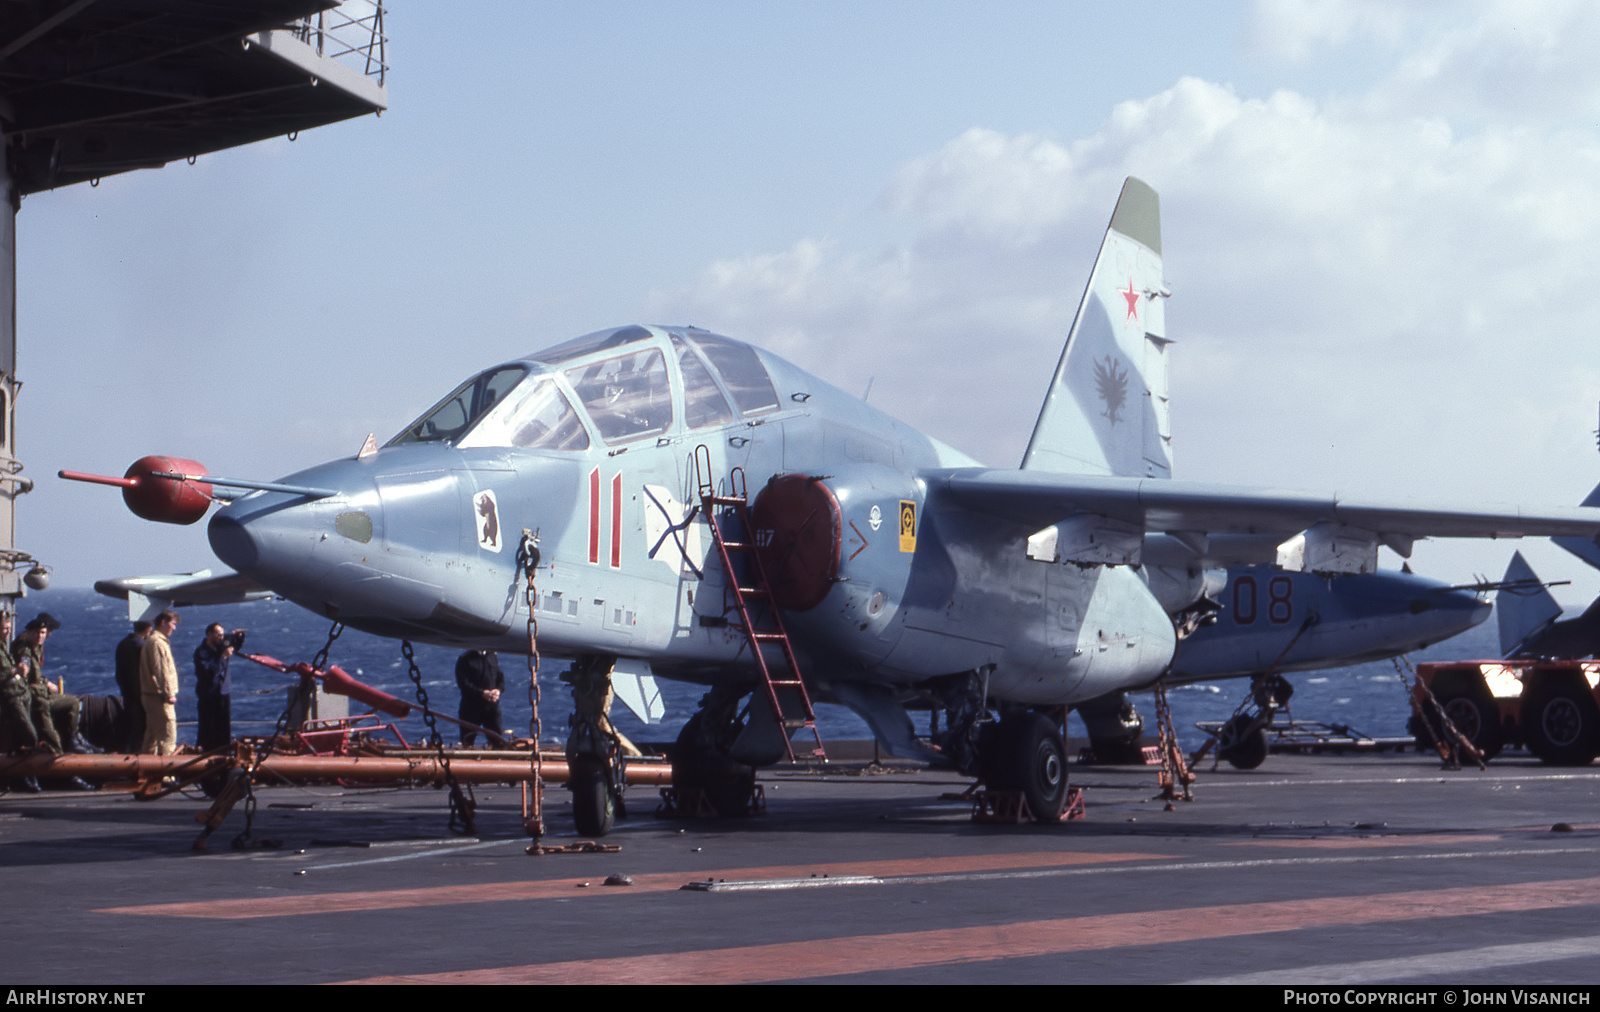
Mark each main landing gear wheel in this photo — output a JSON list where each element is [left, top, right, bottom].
[[982, 712, 1068, 820], [1521, 674, 1600, 766], [1216, 714, 1268, 770], [568, 755, 615, 838], [671, 711, 756, 817]]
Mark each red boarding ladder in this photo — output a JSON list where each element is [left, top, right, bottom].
[[695, 447, 826, 763]]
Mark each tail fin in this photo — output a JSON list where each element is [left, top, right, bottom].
[[1021, 177, 1172, 477], [1551, 480, 1600, 570], [1496, 551, 1563, 657]]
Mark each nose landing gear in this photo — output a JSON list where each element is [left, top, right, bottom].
[[563, 655, 639, 838]]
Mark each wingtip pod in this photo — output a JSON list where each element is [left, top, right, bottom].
[[1108, 176, 1160, 255], [58, 455, 214, 525]]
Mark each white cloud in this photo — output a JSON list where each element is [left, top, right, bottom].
[[1250, 0, 1410, 61], [1381, 0, 1600, 124], [653, 7, 1600, 590]]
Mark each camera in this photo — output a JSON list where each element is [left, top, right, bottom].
[[225, 630, 246, 651]]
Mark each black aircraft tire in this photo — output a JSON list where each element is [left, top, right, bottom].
[[1217, 715, 1268, 770], [1432, 677, 1503, 761], [1521, 674, 1600, 766], [569, 756, 615, 838], [671, 713, 755, 817], [702, 757, 756, 817], [983, 713, 1068, 819]]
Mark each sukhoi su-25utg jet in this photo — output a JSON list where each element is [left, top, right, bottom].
[[66, 179, 1600, 833]]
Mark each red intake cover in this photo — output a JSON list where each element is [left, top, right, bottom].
[[751, 474, 841, 612], [122, 455, 214, 525]]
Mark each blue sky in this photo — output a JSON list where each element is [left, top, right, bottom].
[[20, 1, 1600, 603]]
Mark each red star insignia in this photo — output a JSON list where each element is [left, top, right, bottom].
[[1120, 275, 1140, 321]]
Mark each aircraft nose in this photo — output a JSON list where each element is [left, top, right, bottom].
[[206, 459, 380, 596], [208, 513, 259, 571], [1412, 587, 1493, 633]]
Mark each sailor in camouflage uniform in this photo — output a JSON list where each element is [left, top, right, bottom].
[[12, 613, 80, 753], [0, 612, 44, 753]]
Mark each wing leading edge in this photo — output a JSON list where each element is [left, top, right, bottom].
[[932, 468, 1600, 573]]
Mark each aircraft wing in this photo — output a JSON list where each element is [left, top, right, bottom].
[[933, 469, 1600, 572], [94, 569, 276, 620]]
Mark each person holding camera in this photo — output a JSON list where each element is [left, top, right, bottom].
[[194, 623, 244, 751]]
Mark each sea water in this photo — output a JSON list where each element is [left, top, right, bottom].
[[23, 586, 1503, 753]]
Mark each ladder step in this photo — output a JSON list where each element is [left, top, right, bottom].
[[720, 541, 752, 551], [752, 633, 789, 643], [735, 587, 769, 596]]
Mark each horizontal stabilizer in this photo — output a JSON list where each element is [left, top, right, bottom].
[[94, 570, 275, 620], [1551, 480, 1600, 571], [1497, 552, 1563, 657]]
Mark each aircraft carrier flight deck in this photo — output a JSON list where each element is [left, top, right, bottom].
[[4, 748, 1599, 986]]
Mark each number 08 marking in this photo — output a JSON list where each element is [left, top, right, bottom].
[[1232, 574, 1294, 625]]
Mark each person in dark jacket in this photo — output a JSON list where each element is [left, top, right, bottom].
[[455, 649, 504, 747], [193, 623, 244, 751], [114, 621, 151, 753]]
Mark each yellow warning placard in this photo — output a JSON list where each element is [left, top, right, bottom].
[[898, 500, 916, 553]]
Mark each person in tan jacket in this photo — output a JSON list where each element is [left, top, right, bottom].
[[139, 610, 180, 755]]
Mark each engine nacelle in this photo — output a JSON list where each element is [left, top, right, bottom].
[[751, 465, 920, 667]]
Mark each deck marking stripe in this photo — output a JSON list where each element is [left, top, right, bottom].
[[1188, 934, 1600, 985], [664, 847, 1600, 892], [288, 839, 514, 872], [1222, 834, 1505, 849], [877, 846, 1600, 887], [335, 875, 1600, 985], [1195, 772, 1600, 788], [94, 850, 1158, 919]]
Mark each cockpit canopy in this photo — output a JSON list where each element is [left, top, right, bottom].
[[386, 325, 781, 451]]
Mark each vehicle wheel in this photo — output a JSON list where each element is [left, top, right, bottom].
[[569, 756, 614, 837], [1217, 714, 1268, 770], [1521, 674, 1600, 766], [982, 713, 1068, 819], [1431, 674, 1503, 760]]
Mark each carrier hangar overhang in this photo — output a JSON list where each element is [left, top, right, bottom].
[[0, 1, 388, 599], [1, 0, 389, 195]]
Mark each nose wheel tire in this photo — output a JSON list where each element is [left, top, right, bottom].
[[1217, 714, 1268, 770], [981, 712, 1068, 820], [568, 756, 615, 838]]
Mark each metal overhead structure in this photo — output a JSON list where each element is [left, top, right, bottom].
[[0, 0, 388, 597]]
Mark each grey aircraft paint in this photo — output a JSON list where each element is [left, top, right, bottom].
[[137, 180, 1600, 769]]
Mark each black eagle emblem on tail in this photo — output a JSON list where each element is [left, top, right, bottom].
[[1094, 355, 1128, 426]]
